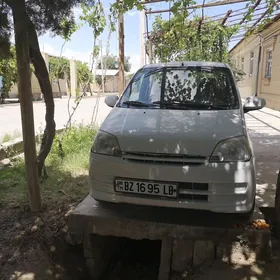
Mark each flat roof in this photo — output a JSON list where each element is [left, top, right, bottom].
[[143, 61, 229, 69]]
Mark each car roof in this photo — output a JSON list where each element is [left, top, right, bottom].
[[142, 61, 229, 69]]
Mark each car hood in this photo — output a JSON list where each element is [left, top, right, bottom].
[[101, 107, 244, 157]]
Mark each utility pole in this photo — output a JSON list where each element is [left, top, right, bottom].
[[12, 0, 41, 212], [148, 40, 153, 64], [99, 40, 105, 94], [140, 10, 147, 67], [118, 11, 125, 95]]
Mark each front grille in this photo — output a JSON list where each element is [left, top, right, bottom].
[[123, 152, 207, 165], [178, 182, 209, 201], [179, 182, 208, 191], [179, 194, 208, 201]]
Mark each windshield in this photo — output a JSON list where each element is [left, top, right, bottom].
[[118, 66, 239, 110]]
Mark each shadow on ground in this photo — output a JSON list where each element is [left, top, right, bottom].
[[0, 164, 90, 280]]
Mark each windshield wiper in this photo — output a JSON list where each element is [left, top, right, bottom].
[[123, 100, 152, 107], [153, 100, 229, 110]]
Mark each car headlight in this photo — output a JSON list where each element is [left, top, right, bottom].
[[91, 130, 122, 156], [210, 136, 251, 162]]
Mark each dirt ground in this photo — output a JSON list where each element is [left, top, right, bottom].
[[0, 201, 90, 280], [1, 200, 280, 280]]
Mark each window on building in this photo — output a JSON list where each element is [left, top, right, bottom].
[[241, 57, 244, 72], [249, 52, 254, 75], [265, 50, 272, 78]]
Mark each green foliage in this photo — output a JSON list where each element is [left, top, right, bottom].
[[49, 56, 93, 88], [49, 56, 70, 82], [48, 124, 97, 171], [77, 61, 93, 86], [150, 15, 239, 63], [0, 130, 21, 143], [0, 46, 17, 101], [126, 73, 134, 80], [59, 17, 80, 41], [80, 1, 106, 38], [0, 125, 97, 206], [149, 15, 246, 80], [97, 55, 131, 72], [95, 75, 104, 87]]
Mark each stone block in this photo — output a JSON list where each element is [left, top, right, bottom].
[[0, 158, 11, 167], [172, 239, 194, 272], [158, 237, 173, 280], [255, 233, 272, 261], [0, 148, 7, 160], [216, 240, 232, 261], [1, 138, 23, 157], [190, 226, 228, 241], [83, 233, 123, 279], [193, 240, 215, 267]]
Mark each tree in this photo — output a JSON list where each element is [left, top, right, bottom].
[[49, 56, 71, 92], [148, 15, 247, 80], [0, 46, 17, 102], [0, 0, 91, 177], [10, 0, 42, 211], [77, 61, 93, 90], [149, 15, 238, 62], [97, 55, 131, 72]]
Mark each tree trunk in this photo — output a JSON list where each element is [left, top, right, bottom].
[[27, 19, 56, 177], [58, 79, 61, 94], [11, 0, 42, 211]]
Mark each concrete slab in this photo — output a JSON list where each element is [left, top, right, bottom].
[[69, 196, 272, 279], [69, 196, 264, 240]]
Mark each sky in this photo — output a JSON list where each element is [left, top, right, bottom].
[[38, 0, 276, 73]]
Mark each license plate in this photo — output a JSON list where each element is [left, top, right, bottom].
[[115, 179, 177, 198]]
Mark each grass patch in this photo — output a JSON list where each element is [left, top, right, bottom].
[[1, 130, 21, 143], [0, 124, 97, 207]]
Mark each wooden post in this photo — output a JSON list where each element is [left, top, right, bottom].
[[99, 40, 105, 94], [118, 12, 125, 96], [219, 29, 223, 62], [12, 0, 42, 212], [140, 10, 147, 67], [70, 59, 78, 96], [148, 40, 153, 64]]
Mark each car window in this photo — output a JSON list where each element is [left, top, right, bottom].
[[120, 68, 163, 105], [164, 67, 238, 107], [118, 66, 239, 109]]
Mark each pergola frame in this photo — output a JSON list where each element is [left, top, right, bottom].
[[141, 0, 279, 53]]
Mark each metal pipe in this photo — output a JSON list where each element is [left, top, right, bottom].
[[255, 34, 263, 96], [145, 0, 250, 14]]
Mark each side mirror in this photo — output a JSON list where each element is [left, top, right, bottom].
[[243, 96, 266, 113], [105, 95, 119, 108]]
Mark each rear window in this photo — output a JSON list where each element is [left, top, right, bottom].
[[119, 66, 239, 109]]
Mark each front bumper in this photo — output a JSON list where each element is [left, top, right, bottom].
[[89, 154, 256, 213]]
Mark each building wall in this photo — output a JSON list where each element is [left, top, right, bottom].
[[258, 21, 280, 110], [9, 73, 42, 99], [8, 52, 130, 98], [9, 74, 68, 99], [230, 17, 280, 110], [230, 36, 260, 98], [91, 74, 130, 93]]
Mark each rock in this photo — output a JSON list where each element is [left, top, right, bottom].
[[0, 158, 11, 168]]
